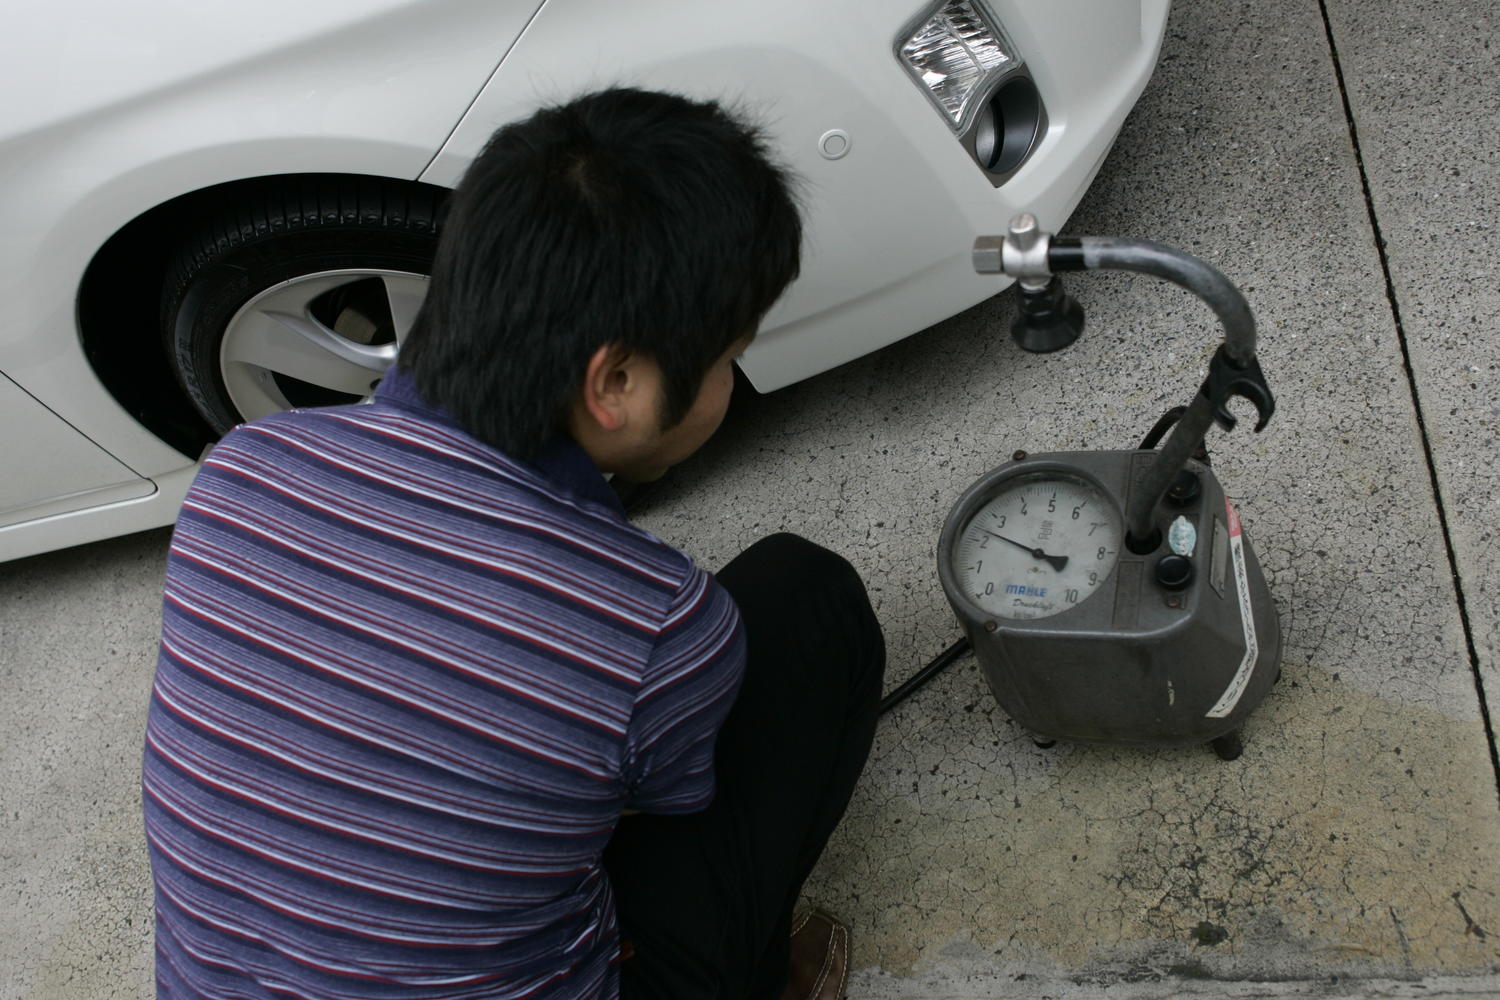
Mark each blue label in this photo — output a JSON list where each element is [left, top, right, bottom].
[[1005, 584, 1048, 597]]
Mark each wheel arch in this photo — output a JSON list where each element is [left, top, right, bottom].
[[77, 173, 452, 458]]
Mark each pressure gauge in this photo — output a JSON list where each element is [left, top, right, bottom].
[[948, 471, 1123, 620], [934, 449, 1281, 756]]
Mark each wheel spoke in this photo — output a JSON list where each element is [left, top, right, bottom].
[[382, 273, 429, 345], [224, 306, 393, 396]]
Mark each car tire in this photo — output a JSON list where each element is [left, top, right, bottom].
[[161, 178, 444, 435]]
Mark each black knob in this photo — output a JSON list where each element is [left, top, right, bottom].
[[1167, 470, 1201, 507], [1155, 554, 1194, 591]]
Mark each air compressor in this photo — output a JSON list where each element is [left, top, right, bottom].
[[885, 215, 1282, 761]]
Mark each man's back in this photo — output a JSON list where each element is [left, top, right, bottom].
[[143, 372, 743, 998]]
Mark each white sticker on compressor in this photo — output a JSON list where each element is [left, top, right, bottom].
[[1206, 497, 1258, 719]]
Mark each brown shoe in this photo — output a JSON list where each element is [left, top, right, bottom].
[[780, 908, 849, 1000]]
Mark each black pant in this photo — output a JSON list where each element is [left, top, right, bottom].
[[603, 534, 885, 999]]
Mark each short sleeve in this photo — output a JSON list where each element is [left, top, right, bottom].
[[622, 565, 746, 814]]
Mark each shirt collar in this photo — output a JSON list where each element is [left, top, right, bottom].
[[374, 366, 624, 516]]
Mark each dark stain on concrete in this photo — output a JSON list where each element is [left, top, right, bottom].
[[1194, 921, 1231, 947]]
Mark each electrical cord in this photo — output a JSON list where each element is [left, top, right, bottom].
[[878, 637, 972, 716]]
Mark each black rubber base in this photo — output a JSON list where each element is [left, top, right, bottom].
[[1011, 277, 1085, 353], [1210, 729, 1243, 761]]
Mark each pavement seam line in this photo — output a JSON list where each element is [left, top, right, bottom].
[[1315, 0, 1500, 808]]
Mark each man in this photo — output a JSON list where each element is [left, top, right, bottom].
[[142, 89, 884, 999]]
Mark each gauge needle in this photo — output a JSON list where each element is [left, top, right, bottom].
[[983, 530, 1070, 571]]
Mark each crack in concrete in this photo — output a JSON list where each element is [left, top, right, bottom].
[[1452, 893, 1488, 941]]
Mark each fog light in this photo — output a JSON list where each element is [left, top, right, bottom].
[[898, 0, 1020, 133]]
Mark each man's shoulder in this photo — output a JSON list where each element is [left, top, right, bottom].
[[191, 404, 703, 614]]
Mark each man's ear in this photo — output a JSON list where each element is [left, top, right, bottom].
[[577, 342, 639, 433]]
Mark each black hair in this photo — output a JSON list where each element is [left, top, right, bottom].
[[398, 87, 802, 460]]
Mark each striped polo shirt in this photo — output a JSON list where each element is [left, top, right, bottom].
[[142, 369, 745, 999]]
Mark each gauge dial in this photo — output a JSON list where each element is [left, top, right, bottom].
[[953, 473, 1123, 620]]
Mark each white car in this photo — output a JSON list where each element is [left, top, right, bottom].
[[0, 0, 1169, 561]]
